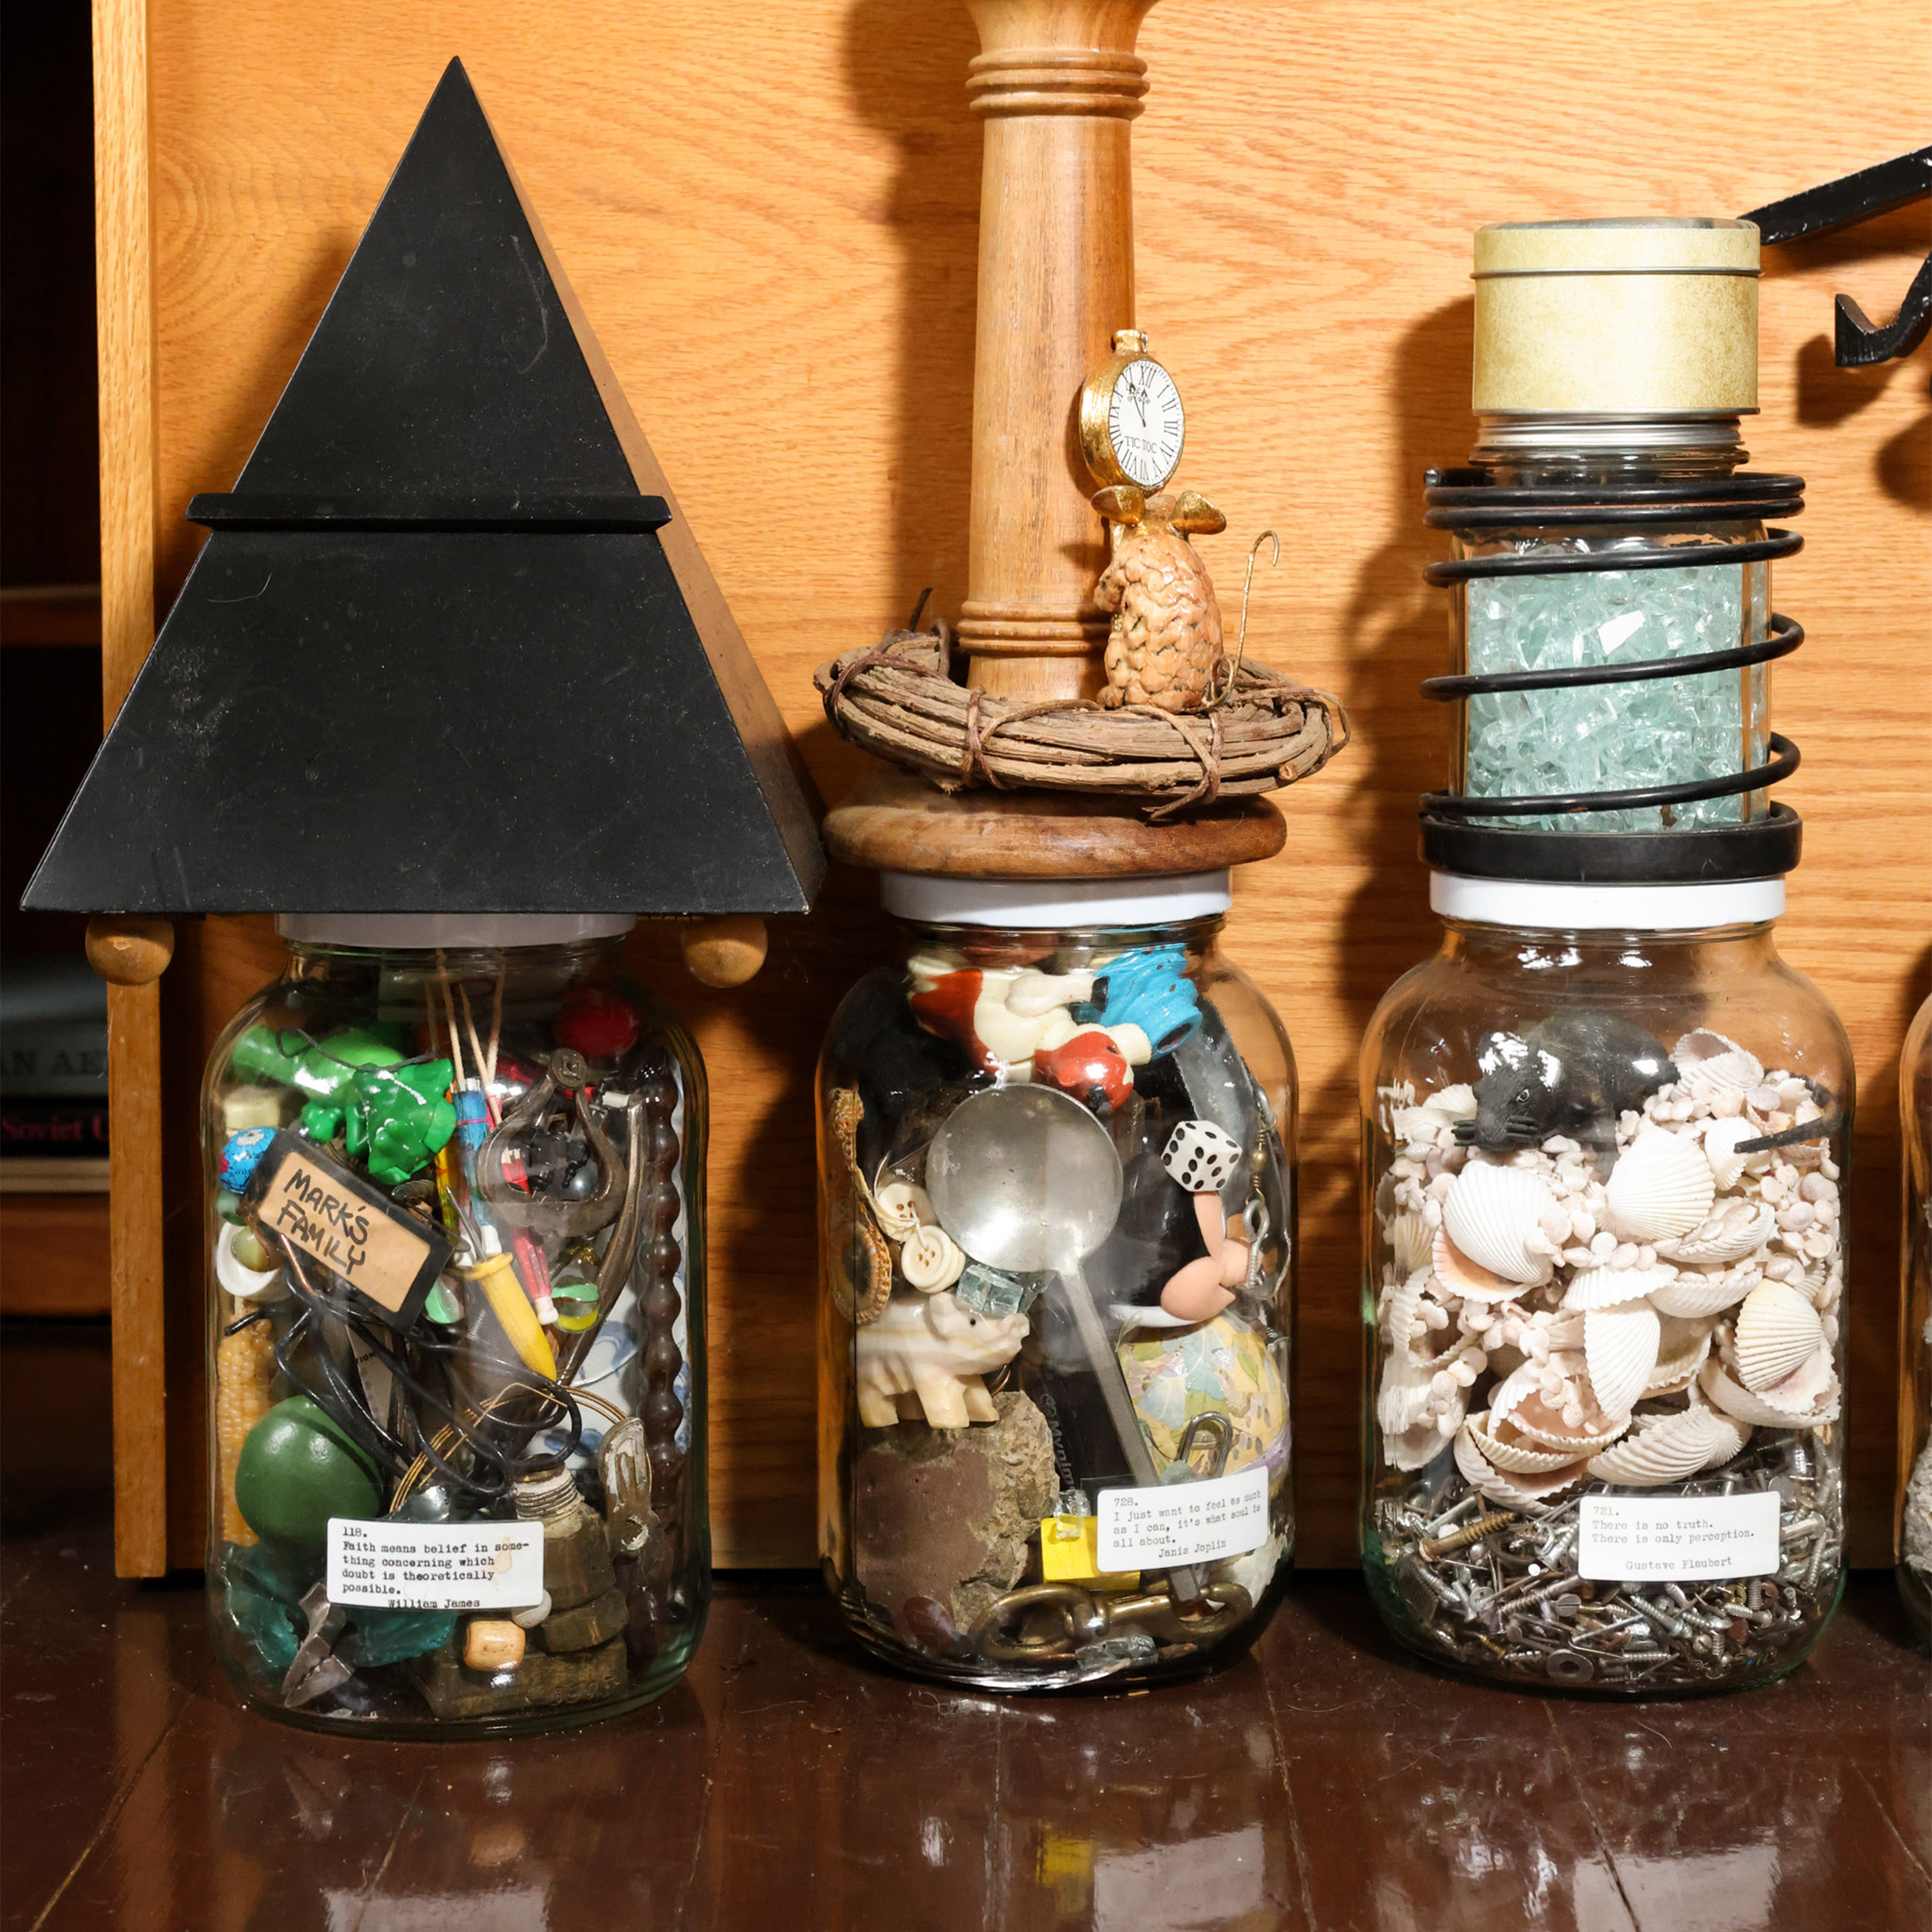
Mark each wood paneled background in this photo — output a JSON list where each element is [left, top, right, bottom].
[[128, 1, 1929, 1569]]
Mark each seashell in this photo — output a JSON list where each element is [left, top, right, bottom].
[[899, 1223, 967, 1292], [1454, 1417, 1586, 1509], [1464, 1410, 1584, 1473], [1672, 1029, 1764, 1095], [216, 1220, 287, 1303], [1648, 1260, 1760, 1319], [1646, 1314, 1713, 1394], [1561, 1262, 1675, 1311], [1389, 1209, 1434, 1277], [1587, 1403, 1750, 1487], [1376, 1340, 1433, 1437], [1386, 1417, 1452, 1471], [1700, 1117, 1762, 1191], [1440, 1162, 1558, 1284], [1430, 1228, 1522, 1304], [1490, 1362, 1630, 1454], [1699, 1350, 1840, 1429], [1653, 1198, 1774, 1266], [1583, 1303, 1661, 1417], [873, 1179, 935, 1243], [1733, 1280, 1826, 1393], [1604, 1129, 1716, 1241]]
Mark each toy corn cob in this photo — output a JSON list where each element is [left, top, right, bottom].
[[216, 1318, 277, 1545]]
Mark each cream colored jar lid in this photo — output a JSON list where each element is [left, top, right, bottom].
[[1473, 218, 1760, 416]]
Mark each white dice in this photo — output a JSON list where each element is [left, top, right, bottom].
[[1161, 1117, 1242, 1195]]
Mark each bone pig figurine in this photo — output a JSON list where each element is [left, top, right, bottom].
[[856, 1291, 1029, 1429], [1158, 1119, 1250, 1323]]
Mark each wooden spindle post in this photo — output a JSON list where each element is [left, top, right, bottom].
[[956, 0, 1156, 704]]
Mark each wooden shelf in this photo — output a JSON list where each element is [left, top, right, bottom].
[[0, 1192, 111, 1315], [0, 584, 102, 648]]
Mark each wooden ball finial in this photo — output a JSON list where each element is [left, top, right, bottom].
[[86, 915, 175, 986], [680, 915, 769, 988]]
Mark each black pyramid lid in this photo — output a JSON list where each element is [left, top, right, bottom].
[[26, 59, 824, 917]]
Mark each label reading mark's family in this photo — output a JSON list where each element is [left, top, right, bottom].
[[1097, 1464, 1270, 1572], [326, 1519, 545, 1611], [1578, 1492, 1779, 1582]]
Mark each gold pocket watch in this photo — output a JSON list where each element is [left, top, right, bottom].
[[1077, 329, 1185, 492]]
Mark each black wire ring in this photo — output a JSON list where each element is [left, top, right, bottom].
[[1423, 733, 1799, 820], [1421, 613, 1803, 702]]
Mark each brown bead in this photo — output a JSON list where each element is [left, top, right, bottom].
[[462, 1619, 526, 1673]]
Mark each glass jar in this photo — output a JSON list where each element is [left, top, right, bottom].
[[1359, 875, 1852, 1694], [202, 914, 707, 1736], [1899, 992, 1932, 1645], [818, 872, 1295, 1689]]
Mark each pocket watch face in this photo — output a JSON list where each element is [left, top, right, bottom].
[[1107, 359, 1185, 489]]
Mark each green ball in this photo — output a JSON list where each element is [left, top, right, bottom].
[[233, 1396, 382, 1549]]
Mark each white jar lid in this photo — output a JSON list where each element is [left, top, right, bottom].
[[1430, 873, 1784, 932], [880, 871, 1231, 929], [275, 913, 636, 948]]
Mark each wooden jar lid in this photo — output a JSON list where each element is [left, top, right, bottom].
[[822, 767, 1285, 879]]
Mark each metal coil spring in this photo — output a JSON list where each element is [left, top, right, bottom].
[[1419, 470, 1804, 825]]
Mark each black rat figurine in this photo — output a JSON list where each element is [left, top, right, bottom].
[[1454, 1011, 1675, 1168]]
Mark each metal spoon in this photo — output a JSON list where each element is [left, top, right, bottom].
[[927, 1085, 1204, 1601]]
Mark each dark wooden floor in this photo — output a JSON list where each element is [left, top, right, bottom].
[[3, 1320, 1927, 1932]]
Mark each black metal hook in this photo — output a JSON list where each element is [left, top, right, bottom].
[[1743, 146, 1932, 377]]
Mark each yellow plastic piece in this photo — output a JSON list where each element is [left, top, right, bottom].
[[215, 1318, 277, 1545], [1038, 1514, 1138, 1589], [464, 1250, 557, 1380]]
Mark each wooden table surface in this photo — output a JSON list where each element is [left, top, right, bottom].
[[6, 1321, 1927, 1932]]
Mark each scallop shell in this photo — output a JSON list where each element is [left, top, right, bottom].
[[1646, 1315, 1713, 1394], [1440, 1162, 1557, 1286], [1699, 1350, 1840, 1428], [1583, 1303, 1662, 1417], [216, 1220, 287, 1303], [1464, 1410, 1585, 1473], [1700, 1117, 1762, 1191], [1648, 1260, 1760, 1319], [1430, 1228, 1522, 1304], [1733, 1280, 1826, 1393], [1453, 1417, 1586, 1509], [1560, 1261, 1676, 1311], [1389, 1209, 1434, 1277], [1587, 1403, 1750, 1486], [1652, 1198, 1774, 1266], [1604, 1130, 1716, 1241], [873, 1179, 935, 1243], [1490, 1363, 1631, 1454], [1672, 1029, 1765, 1096], [899, 1224, 966, 1292]]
